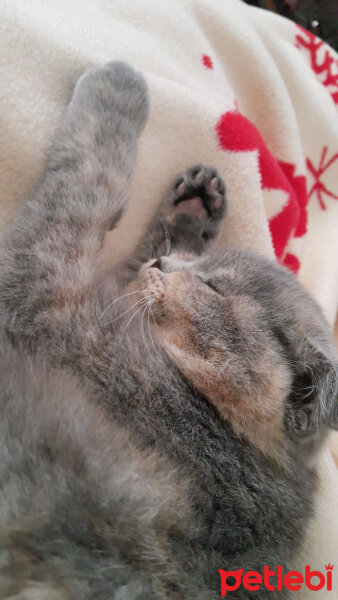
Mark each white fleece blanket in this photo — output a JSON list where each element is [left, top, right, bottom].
[[1, 0, 337, 596]]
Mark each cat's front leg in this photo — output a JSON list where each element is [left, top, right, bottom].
[[0, 62, 148, 349]]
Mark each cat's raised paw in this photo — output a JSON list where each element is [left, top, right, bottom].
[[160, 164, 227, 252], [172, 165, 226, 229], [71, 61, 149, 134]]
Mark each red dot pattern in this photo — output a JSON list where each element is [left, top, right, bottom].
[[202, 54, 213, 69]]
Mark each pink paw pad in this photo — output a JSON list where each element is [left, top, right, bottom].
[[173, 166, 225, 221]]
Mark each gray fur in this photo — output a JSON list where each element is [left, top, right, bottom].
[[0, 62, 336, 599]]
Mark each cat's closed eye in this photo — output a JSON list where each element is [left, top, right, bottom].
[[204, 280, 220, 293], [196, 276, 220, 294]]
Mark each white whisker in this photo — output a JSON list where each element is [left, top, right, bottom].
[[147, 301, 157, 354], [141, 302, 151, 353], [165, 229, 171, 256], [125, 298, 153, 328], [99, 295, 154, 327], [98, 289, 150, 320]]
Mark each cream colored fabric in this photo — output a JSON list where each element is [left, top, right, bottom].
[[0, 0, 337, 596]]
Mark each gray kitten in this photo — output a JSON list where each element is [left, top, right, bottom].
[[0, 62, 337, 599]]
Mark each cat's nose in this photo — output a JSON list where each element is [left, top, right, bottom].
[[149, 258, 162, 270]]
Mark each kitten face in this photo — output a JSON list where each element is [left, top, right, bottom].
[[136, 249, 337, 462], [136, 252, 290, 460]]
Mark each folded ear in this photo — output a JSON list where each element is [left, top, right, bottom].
[[284, 336, 338, 450]]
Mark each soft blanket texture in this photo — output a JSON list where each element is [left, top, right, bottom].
[[0, 0, 337, 596]]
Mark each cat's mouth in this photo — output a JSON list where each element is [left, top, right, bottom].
[[139, 260, 166, 305], [135, 259, 192, 321], [136, 259, 167, 317]]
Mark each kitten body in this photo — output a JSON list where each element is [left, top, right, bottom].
[[0, 63, 336, 599]]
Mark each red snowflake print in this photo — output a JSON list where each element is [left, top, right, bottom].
[[215, 110, 307, 273], [295, 25, 338, 106], [202, 54, 213, 69], [306, 146, 338, 210]]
